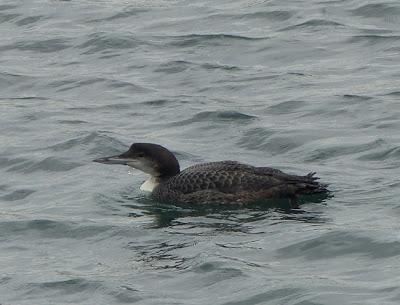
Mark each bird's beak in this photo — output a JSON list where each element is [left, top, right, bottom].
[[93, 154, 133, 165]]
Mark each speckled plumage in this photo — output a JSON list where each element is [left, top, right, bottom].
[[152, 161, 327, 204]]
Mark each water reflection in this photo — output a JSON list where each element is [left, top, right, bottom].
[[112, 193, 331, 271], [125, 238, 193, 270], [119, 191, 331, 230], [93, 189, 332, 269]]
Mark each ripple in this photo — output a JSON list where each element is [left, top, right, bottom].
[[281, 19, 345, 31], [217, 74, 279, 84], [0, 5, 17, 11], [0, 156, 30, 169], [341, 94, 373, 103], [0, 219, 112, 239], [50, 78, 103, 92], [126, 239, 195, 270], [195, 111, 256, 121], [50, 77, 151, 93], [6, 157, 82, 173], [223, 288, 301, 305], [0, 72, 30, 88], [105, 79, 152, 92], [236, 127, 275, 150], [140, 99, 173, 106], [0, 13, 20, 23], [78, 32, 146, 54], [358, 146, 400, 161], [0, 39, 71, 53], [0, 189, 35, 201], [193, 261, 244, 285], [20, 110, 64, 121], [267, 100, 307, 115], [0, 96, 48, 102], [97, 102, 135, 110], [201, 62, 240, 71], [238, 130, 317, 155], [277, 231, 400, 259], [57, 119, 88, 125], [154, 60, 192, 74], [384, 91, 400, 96], [0, 276, 12, 284], [240, 10, 293, 21], [102, 8, 149, 21], [169, 111, 256, 127], [154, 60, 241, 74], [305, 138, 385, 162], [347, 35, 400, 46], [47, 132, 127, 156], [15, 15, 43, 26], [351, 3, 400, 18], [261, 135, 312, 155], [110, 285, 142, 303], [48, 133, 98, 151], [25, 278, 103, 296], [166, 34, 267, 47]]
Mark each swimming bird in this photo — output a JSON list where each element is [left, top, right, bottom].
[[93, 143, 328, 204]]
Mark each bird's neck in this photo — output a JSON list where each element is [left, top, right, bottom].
[[139, 171, 178, 192], [140, 176, 160, 192]]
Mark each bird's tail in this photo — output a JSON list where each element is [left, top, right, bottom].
[[295, 172, 329, 194]]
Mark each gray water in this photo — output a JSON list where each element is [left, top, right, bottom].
[[1, 0, 400, 304]]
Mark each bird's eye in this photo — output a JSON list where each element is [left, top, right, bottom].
[[137, 153, 145, 158]]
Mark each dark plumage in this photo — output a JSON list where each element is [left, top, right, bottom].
[[93, 143, 328, 205], [152, 161, 326, 204]]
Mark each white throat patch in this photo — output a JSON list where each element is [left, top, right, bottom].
[[140, 177, 159, 192]]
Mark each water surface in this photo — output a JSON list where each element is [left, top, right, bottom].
[[1, 0, 400, 304]]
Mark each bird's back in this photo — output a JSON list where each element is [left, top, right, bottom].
[[152, 161, 327, 204]]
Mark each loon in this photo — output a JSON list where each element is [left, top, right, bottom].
[[93, 143, 328, 204]]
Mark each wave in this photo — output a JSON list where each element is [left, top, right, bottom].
[[0, 189, 35, 201], [358, 146, 400, 161], [351, 3, 400, 18], [6, 157, 82, 173], [49, 76, 152, 93], [77, 32, 149, 54], [154, 60, 241, 74], [280, 19, 346, 31], [277, 231, 400, 259], [0, 38, 71, 53], [305, 138, 385, 162], [165, 33, 267, 47], [347, 35, 400, 45], [0, 219, 113, 239], [239, 10, 293, 21], [169, 110, 256, 127]]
